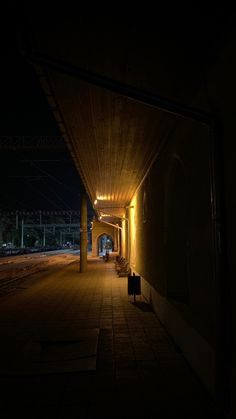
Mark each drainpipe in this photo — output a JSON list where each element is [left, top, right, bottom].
[[209, 121, 231, 411], [20, 48, 213, 125]]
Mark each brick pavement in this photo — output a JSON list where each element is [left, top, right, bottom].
[[0, 256, 223, 418]]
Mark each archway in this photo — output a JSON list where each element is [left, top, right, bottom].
[[97, 234, 114, 256]]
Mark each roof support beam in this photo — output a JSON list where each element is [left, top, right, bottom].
[[20, 49, 214, 126]]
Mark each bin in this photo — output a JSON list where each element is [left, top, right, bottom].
[[128, 274, 141, 296]]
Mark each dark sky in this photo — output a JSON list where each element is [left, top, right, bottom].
[[0, 8, 90, 214]]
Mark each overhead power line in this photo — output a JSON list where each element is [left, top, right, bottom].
[[0, 136, 66, 149]]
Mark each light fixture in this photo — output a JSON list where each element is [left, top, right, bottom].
[[96, 195, 111, 200]]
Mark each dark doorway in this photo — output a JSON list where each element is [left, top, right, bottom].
[[97, 234, 114, 256]]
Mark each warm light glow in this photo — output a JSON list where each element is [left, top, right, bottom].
[[94, 199, 98, 205], [96, 195, 111, 201], [129, 196, 137, 266]]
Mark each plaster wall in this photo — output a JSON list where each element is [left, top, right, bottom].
[[128, 115, 219, 398], [91, 220, 117, 257]]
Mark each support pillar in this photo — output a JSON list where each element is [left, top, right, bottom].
[[80, 188, 87, 272]]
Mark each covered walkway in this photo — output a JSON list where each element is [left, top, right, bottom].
[[0, 255, 222, 418]]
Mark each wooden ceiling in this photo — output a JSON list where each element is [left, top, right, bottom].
[[37, 68, 176, 217]]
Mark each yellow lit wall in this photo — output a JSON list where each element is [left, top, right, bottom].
[[127, 118, 220, 398], [121, 218, 127, 258], [129, 196, 137, 268]]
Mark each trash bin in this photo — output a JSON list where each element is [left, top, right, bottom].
[[128, 274, 141, 302]]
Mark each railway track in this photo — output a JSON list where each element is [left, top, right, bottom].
[[0, 250, 79, 296]]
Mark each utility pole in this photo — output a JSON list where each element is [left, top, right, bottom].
[[21, 218, 24, 248], [43, 225, 46, 247]]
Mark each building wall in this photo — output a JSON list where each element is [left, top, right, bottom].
[[129, 117, 219, 396], [127, 31, 236, 416], [202, 32, 236, 418], [121, 218, 127, 258]]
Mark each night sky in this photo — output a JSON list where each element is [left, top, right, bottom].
[[0, 5, 88, 213]]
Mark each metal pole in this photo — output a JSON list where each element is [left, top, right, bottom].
[[43, 225, 46, 247], [21, 218, 24, 248], [99, 219, 122, 230]]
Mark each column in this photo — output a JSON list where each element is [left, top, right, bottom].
[[80, 187, 87, 272]]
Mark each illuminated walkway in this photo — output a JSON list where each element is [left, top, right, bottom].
[[0, 256, 222, 418]]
